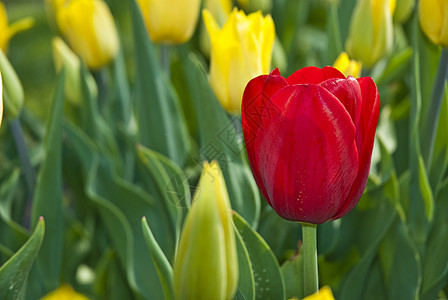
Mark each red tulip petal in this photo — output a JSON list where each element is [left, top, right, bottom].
[[319, 76, 363, 153], [254, 84, 358, 223], [242, 69, 288, 201], [287, 66, 346, 85], [331, 77, 380, 220]]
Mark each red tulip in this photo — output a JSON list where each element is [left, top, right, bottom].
[[242, 66, 380, 224]]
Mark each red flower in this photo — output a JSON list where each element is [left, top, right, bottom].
[[242, 67, 380, 224]]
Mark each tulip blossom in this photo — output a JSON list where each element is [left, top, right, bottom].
[[136, 0, 201, 44], [242, 66, 380, 224], [173, 161, 238, 300], [0, 2, 34, 52], [56, 0, 119, 69], [203, 8, 275, 114], [303, 286, 335, 300], [41, 284, 89, 300], [346, 0, 395, 67], [332, 52, 362, 78], [419, 0, 448, 47]]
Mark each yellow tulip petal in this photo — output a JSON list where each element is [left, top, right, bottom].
[[303, 286, 335, 300]]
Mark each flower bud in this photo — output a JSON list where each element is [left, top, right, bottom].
[[0, 2, 34, 52], [136, 0, 201, 44], [173, 161, 238, 300], [332, 51, 362, 78], [52, 37, 98, 105], [419, 0, 448, 47], [56, 0, 119, 69], [303, 286, 335, 300], [203, 8, 275, 114], [0, 49, 24, 119], [346, 0, 395, 67], [393, 0, 415, 23], [41, 284, 89, 300]]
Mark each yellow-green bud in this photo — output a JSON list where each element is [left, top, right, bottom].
[[0, 49, 24, 119], [393, 0, 415, 23], [173, 161, 238, 300], [346, 0, 395, 67], [52, 37, 98, 105]]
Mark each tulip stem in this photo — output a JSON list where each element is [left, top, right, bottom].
[[10, 118, 35, 229], [302, 222, 318, 297], [422, 47, 448, 169], [161, 45, 171, 78]]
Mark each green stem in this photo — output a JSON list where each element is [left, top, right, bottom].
[[422, 47, 448, 169], [10, 118, 35, 229], [161, 45, 171, 78], [302, 223, 318, 297]]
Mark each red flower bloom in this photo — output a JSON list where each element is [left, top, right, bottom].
[[242, 67, 380, 224]]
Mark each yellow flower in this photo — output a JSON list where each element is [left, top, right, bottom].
[[0, 71, 3, 126], [136, 0, 201, 44], [302, 286, 335, 300], [200, 0, 232, 57], [0, 1, 34, 52], [332, 51, 362, 78], [56, 0, 119, 69], [40, 284, 89, 300], [419, 0, 448, 47], [203, 8, 275, 114], [173, 161, 238, 300], [346, 0, 396, 67]]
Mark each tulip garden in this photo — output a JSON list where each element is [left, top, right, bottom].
[[0, 0, 447, 299]]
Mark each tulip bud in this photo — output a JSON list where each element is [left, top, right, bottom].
[[302, 286, 335, 300], [52, 37, 98, 105], [0, 71, 3, 126], [419, 0, 448, 47], [41, 284, 89, 300], [56, 0, 119, 70], [173, 161, 238, 300], [0, 49, 24, 119], [0, 2, 34, 52], [346, 0, 395, 67], [332, 51, 362, 78], [393, 0, 415, 23], [203, 8, 275, 114], [136, 0, 201, 44]]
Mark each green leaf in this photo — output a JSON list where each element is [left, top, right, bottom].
[[378, 219, 421, 300], [417, 156, 434, 222], [281, 252, 303, 299], [176, 51, 260, 227], [30, 70, 65, 292], [421, 181, 448, 300], [373, 47, 412, 86], [233, 212, 285, 300], [0, 218, 45, 300], [141, 217, 174, 300], [130, 0, 191, 167], [234, 227, 255, 300]]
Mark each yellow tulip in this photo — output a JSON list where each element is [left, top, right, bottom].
[[56, 0, 119, 69], [302, 286, 335, 300], [173, 161, 238, 300], [419, 0, 448, 47], [346, 0, 396, 67], [0, 1, 34, 52], [203, 8, 275, 114], [136, 0, 201, 44], [0, 71, 3, 126], [332, 51, 362, 78], [40, 284, 90, 300]]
